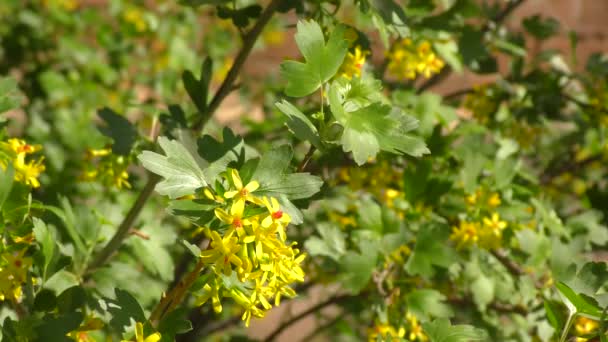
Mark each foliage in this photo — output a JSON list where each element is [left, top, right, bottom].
[[1, 0, 608, 341]]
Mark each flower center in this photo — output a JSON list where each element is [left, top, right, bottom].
[[233, 218, 242, 228], [14, 259, 21, 267], [272, 211, 283, 219]]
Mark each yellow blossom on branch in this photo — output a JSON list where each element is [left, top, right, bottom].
[[194, 169, 306, 327], [0, 249, 33, 302], [387, 39, 445, 80], [338, 46, 368, 79], [81, 148, 131, 189], [0, 138, 46, 188]]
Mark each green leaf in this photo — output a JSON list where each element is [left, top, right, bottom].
[[340, 248, 377, 294], [183, 57, 212, 113], [459, 148, 486, 193], [33, 312, 84, 342], [275, 100, 322, 149], [139, 137, 207, 199], [471, 272, 495, 309], [523, 15, 560, 40], [556, 281, 603, 318], [108, 288, 147, 333], [33, 289, 57, 312], [198, 127, 254, 183], [422, 318, 487, 342], [32, 218, 56, 280], [544, 299, 566, 329], [129, 223, 176, 282], [158, 308, 193, 342], [407, 289, 453, 322], [56, 286, 86, 314], [568, 262, 608, 305], [329, 82, 429, 164], [280, 20, 348, 97], [97, 107, 138, 156], [367, 0, 409, 36], [0, 164, 14, 209], [44, 270, 80, 295], [251, 145, 323, 224], [182, 239, 202, 257], [305, 223, 346, 261], [405, 223, 455, 278], [0, 76, 23, 114]]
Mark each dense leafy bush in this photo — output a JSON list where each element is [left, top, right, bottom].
[[1, 0, 608, 341]]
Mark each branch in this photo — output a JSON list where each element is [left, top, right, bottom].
[[298, 145, 317, 172], [191, 0, 283, 132], [491, 249, 525, 276], [85, 0, 282, 276], [150, 258, 206, 325], [416, 0, 526, 93], [265, 294, 353, 341], [86, 173, 160, 273], [540, 153, 603, 185], [447, 296, 528, 316]]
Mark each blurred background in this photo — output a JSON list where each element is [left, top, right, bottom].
[[1, 0, 607, 341]]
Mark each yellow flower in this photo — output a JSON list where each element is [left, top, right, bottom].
[[405, 312, 428, 341], [338, 46, 367, 79], [415, 42, 445, 78], [123, 7, 147, 33], [487, 193, 501, 207], [200, 228, 243, 276], [450, 220, 480, 249], [368, 322, 405, 342], [0, 138, 46, 188], [195, 279, 223, 313], [81, 148, 131, 189], [121, 322, 160, 342], [482, 213, 507, 233], [0, 249, 33, 302], [575, 316, 599, 341], [261, 197, 291, 241], [224, 169, 261, 210], [387, 39, 444, 80]]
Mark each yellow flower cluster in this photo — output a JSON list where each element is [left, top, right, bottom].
[[0, 138, 45, 188], [338, 46, 368, 79], [0, 249, 33, 302], [463, 85, 498, 124], [451, 189, 508, 250], [368, 313, 427, 342], [574, 316, 599, 342], [195, 169, 306, 327], [81, 148, 131, 189], [337, 160, 403, 209], [123, 7, 148, 33], [386, 39, 445, 80]]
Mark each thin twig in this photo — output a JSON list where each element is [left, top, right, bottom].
[[298, 145, 317, 172], [191, 0, 283, 132], [491, 249, 524, 276], [150, 258, 206, 326], [86, 174, 160, 273], [540, 153, 603, 185], [265, 294, 353, 341]]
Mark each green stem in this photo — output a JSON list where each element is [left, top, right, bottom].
[[192, 0, 283, 132], [559, 313, 575, 342], [85, 174, 160, 273]]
